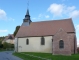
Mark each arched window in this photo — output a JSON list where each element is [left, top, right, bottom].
[[26, 39, 29, 45], [41, 37, 45, 45], [59, 40, 64, 48]]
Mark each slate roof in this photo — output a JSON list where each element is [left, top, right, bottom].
[[15, 18, 75, 38]]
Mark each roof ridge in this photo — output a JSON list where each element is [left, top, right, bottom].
[[32, 18, 72, 23]]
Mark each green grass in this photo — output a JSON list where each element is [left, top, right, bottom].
[[13, 52, 43, 60], [13, 52, 79, 60]]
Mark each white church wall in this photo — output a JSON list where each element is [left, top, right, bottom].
[[18, 36, 53, 53]]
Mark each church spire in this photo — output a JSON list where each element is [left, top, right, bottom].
[[26, 0, 29, 15], [25, 0, 30, 19], [26, 9, 29, 15], [26, 0, 29, 16], [22, 0, 32, 26], [25, 9, 30, 18]]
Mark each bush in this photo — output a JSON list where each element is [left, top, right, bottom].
[[11, 44, 14, 48], [0, 40, 2, 48], [0, 44, 3, 48], [2, 42, 14, 51], [77, 47, 79, 53], [3, 42, 8, 49]]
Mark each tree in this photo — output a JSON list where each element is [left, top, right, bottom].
[[13, 26, 20, 37], [0, 36, 5, 40], [3, 42, 8, 49], [0, 40, 3, 48], [0, 40, 2, 45]]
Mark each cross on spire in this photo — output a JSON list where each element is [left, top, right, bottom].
[[27, 0, 29, 9], [26, 0, 30, 15], [22, 0, 31, 26]]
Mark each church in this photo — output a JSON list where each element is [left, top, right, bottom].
[[14, 9, 77, 55]]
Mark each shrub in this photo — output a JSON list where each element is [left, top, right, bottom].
[[11, 44, 14, 48], [77, 47, 79, 53], [0, 44, 3, 48], [3, 42, 8, 49]]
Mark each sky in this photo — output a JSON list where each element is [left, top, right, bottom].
[[0, 0, 79, 46]]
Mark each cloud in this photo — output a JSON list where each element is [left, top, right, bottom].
[[37, 13, 44, 19], [32, 18, 36, 20], [38, 14, 50, 19], [0, 9, 14, 21], [32, 14, 50, 20], [8, 17, 15, 21], [0, 29, 8, 33], [69, 10, 79, 18], [78, 44, 79, 47], [77, 39, 79, 47], [0, 9, 7, 20], [38, 14, 43, 18], [76, 25, 79, 31], [48, 3, 64, 16], [45, 15, 50, 18], [47, 3, 79, 18], [66, 6, 76, 12]]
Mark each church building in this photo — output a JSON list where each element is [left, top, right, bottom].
[[14, 9, 77, 55]]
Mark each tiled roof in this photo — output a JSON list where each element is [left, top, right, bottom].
[[15, 18, 75, 37], [4, 34, 14, 40]]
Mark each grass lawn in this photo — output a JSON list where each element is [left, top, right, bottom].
[[13, 52, 79, 60]]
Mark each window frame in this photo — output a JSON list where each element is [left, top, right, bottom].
[[26, 39, 29, 45], [59, 40, 64, 49], [41, 36, 45, 45]]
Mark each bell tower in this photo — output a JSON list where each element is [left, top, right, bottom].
[[22, 0, 32, 26]]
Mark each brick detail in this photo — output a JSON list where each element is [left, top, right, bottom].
[[53, 28, 71, 55]]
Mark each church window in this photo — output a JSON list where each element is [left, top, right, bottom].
[[26, 39, 29, 45], [59, 40, 64, 49], [41, 37, 45, 45]]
